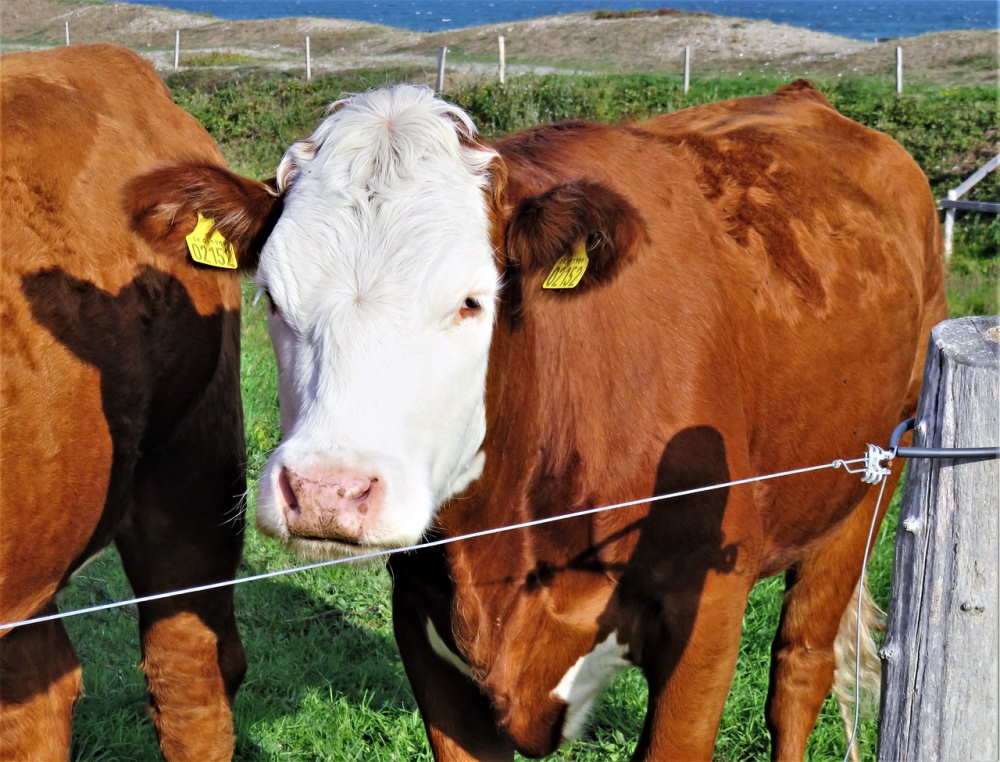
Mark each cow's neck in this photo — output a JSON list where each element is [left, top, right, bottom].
[[432, 284, 643, 747]]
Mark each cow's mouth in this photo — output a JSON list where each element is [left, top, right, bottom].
[[294, 533, 362, 545], [284, 533, 400, 561]]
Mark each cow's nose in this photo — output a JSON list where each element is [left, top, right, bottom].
[[278, 466, 382, 542]]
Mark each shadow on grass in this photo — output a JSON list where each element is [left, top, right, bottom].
[[63, 550, 413, 761]]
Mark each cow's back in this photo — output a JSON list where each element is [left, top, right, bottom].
[[0, 45, 243, 623], [631, 81, 946, 552]]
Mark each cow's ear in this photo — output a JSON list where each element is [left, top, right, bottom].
[[124, 163, 282, 273], [504, 179, 646, 291]]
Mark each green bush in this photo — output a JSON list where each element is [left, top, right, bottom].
[[183, 51, 257, 67]]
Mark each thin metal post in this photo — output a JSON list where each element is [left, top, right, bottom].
[[305, 35, 312, 81], [683, 45, 691, 94], [174, 30, 180, 70], [436, 46, 447, 93], [498, 35, 506, 84], [943, 189, 957, 260], [895, 46, 903, 95]]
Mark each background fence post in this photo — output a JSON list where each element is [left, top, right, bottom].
[[896, 45, 903, 94], [498, 35, 506, 84], [305, 35, 311, 80], [65, 20, 70, 45], [683, 45, 691, 94], [436, 46, 447, 93], [943, 189, 957, 260], [174, 30, 180, 70], [878, 315, 999, 761]]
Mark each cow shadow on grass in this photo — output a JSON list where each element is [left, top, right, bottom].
[[230, 564, 417, 760], [63, 550, 413, 762]]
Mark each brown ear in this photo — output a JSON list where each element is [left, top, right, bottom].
[[504, 179, 645, 290], [124, 163, 282, 273]]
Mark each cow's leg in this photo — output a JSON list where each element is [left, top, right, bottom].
[[392, 587, 513, 761], [0, 606, 82, 762], [630, 568, 755, 761], [766, 475, 897, 761], [115, 457, 246, 762]]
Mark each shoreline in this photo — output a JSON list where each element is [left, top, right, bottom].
[[2, 0, 995, 86]]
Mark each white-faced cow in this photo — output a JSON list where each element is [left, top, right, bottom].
[[1, 45, 275, 760], [134, 81, 946, 760]]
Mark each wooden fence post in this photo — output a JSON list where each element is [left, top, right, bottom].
[[305, 35, 311, 80], [436, 46, 447, 93], [174, 30, 180, 70], [498, 35, 506, 84], [65, 21, 70, 45], [878, 315, 999, 761]]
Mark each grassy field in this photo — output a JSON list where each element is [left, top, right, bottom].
[[60, 70, 996, 761]]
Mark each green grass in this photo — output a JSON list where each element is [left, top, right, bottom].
[[57, 70, 996, 760]]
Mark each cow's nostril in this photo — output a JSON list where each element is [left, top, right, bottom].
[[341, 480, 372, 501], [279, 467, 299, 511]]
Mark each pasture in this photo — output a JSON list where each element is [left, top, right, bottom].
[[58, 70, 996, 760]]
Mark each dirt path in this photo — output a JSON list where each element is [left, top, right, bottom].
[[2, 0, 995, 85]]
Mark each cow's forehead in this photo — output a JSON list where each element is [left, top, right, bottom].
[[259, 85, 499, 317]]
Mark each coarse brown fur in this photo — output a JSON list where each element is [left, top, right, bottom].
[[389, 80, 946, 760], [0, 44, 268, 761]]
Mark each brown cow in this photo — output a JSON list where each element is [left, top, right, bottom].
[[0, 45, 274, 761], [129, 81, 946, 759]]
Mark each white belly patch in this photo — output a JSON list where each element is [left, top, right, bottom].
[[551, 631, 631, 740], [426, 617, 473, 677]]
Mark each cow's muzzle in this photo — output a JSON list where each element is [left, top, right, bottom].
[[278, 466, 384, 544]]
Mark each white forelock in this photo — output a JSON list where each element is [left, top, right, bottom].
[[277, 84, 495, 195]]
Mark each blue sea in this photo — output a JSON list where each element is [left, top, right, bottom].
[[126, 0, 997, 41]]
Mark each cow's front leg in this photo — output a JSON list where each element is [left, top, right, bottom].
[[608, 449, 759, 762], [115, 457, 246, 762], [392, 580, 513, 762], [629, 565, 754, 761], [0, 607, 82, 762]]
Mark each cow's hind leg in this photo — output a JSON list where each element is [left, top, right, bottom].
[[0, 606, 82, 762], [766, 475, 897, 761], [115, 455, 246, 762]]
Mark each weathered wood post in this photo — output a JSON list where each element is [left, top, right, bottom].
[[305, 35, 312, 80], [436, 46, 448, 93], [878, 315, 999, 761], [65, 21, 70, 45], [174, 30, 180, 70]]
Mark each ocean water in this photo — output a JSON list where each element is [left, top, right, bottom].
[[125, 0, 997, 41]]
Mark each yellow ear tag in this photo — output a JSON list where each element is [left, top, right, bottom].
[[542, 239, 589, 289], [185, 213, 238, 269]]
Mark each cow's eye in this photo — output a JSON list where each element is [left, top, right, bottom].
[[459, 296, 482, 320]]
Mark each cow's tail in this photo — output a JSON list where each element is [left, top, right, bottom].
[[833, 578, 883, 762]]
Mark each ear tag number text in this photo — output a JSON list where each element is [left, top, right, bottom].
[[542, 240, 589, 289], [186, 213, 238, 269]]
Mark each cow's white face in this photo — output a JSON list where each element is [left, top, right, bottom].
[[254, 86, 501, 559]]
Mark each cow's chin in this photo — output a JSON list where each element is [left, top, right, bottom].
[[283, 535, 403, 563]]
